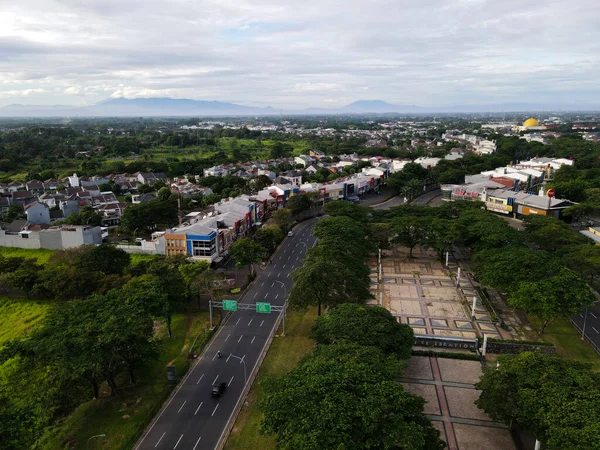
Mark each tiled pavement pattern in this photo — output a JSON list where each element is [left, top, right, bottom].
[[371, 246, 503, 339], [400, 357, 515, 450]]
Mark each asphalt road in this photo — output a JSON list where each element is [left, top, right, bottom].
[[572, 302, 600, 352], [371, 189, 441, 210], [135, 218, 319, 450]]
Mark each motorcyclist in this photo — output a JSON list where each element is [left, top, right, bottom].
[[217, 351, 223, 358]]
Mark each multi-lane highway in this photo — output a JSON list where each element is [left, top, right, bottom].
[[135, 218, 318, 450]]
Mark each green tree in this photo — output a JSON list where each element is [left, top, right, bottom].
[[285, 193, 313, 216], [254, 225, 284, 254], [472, 246, 563, 293], [324, 200, 371, 222], [270, 208, 292, 232], [311, 303, 414, 359], [157, 186, 172, 201], [562, 245, 600, 285], [260, 342, 444, 450], [313, 215, 373, 259], [6, 259, 42, 298], [509, 268, 595, 334], [390, 215, 432, 258], [289, 254, 372, 315], [230, 238, 265, 277], [476, 352, 600, 450], [523, 215, 589, 252], [78, 244, 131, 275]]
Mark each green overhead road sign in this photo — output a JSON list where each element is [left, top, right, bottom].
[[256, 302, 271, 313], [223, 300, 237, 311]]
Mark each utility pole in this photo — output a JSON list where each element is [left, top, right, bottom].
[[177, 192, 183, 226]]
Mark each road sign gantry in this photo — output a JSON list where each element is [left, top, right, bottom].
[[209, 300, 287, 334]]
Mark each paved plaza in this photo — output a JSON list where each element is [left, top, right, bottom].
[[400, 356, 515, 450], [371, 246, 502, 339]]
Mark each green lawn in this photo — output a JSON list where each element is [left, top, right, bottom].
[[530, 316, 600, 371], [225, 308, 318, 450], [129, 253, 159, 265], [36, 311, 214, 450], [0, 297, 50, 347], [0, 247, 56, 264]]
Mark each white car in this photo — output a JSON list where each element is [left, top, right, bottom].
[[288, 231, 293, 237]]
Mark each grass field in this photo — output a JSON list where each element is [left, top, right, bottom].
[[225, 308, 317, 450], [0, 297, 49, 347], [37, 311, 214, 450], [129, 253, 160, 265], [531, 316, 600, 371], [0, 247, 57, 264]]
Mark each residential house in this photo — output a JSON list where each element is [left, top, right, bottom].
[[203, 166, 228, 177], [0, 197, 11, 215], [11, 190, 35, 206], [25, 180, 45, 195], [294, 155, 315, 168], [280, 171, 303, 187], [24, 202, 51, 225]]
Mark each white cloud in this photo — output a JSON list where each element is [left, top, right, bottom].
[[0, 0, 598, 108]]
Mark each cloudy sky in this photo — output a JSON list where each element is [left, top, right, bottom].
[[1, 0, 599, 109]]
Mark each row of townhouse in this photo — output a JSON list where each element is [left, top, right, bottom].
[[133, 169, 390, 263]]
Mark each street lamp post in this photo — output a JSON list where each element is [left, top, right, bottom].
[[582, 305, 588, 340], [228, 354, 247, 385], [273, 280, 288, 335], [87, 434, 106, 449]]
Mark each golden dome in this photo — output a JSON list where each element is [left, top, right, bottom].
[[523, 118, 539, 127]]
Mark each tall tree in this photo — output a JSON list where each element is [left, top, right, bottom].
[[260, 342, 444, 450], [310, 303, 414, 359], [509, 267, 595, 334], [230, 238, 265, 277], [476, 352, 600, 450]]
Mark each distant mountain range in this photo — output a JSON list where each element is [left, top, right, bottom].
[[0, 97, 596, 117]]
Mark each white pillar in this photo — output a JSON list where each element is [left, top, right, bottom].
[[472, 297, 477, 318], [482, 333, 488, 356], [534, 439, 541, 450], [457, 267, 461, 286], [445, 251, 449, 267]]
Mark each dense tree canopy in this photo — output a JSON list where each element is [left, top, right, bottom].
[[476, 352, 600, 450], [260, 342, 444, 450], [310, 304, 415, 359]]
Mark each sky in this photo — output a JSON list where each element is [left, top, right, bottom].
[[1, 0, 599, 109]]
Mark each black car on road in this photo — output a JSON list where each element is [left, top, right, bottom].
[[211, 381, 227, 398]]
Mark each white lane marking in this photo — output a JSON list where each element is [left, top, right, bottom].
[[225, 334, 230, 342], [295, 243, 298, 248], [212, 352, 218, 361], [261, 282, 264, 287], [580, 314, 584, 318], [212, 375, 219, 385], [196, 374, 204, 384], [194, 402, 203, 415], [251, 336, 256, 343], [240, 354, 245, 363], [254, 292, 258, 299], [296, 256, 299, 261], [174, 434, 184, 449], [193, 437, 202, 450], [212, 404, 219, 416], [177, 400, 187, 413], [275, 293, 279, 299], [282, 264, 286, 269], [278, 272, 281, 278], [229, 375, 234, 385], [592, 312, 598, 319], [248, 319, 253, 326], [593, 327, 600, 334], [260, 320, 264, 327], [235, 318, 240, 325], [226, 353, 232, 362], [288, 256, 291, 260], [238, 335, 243, 342], [155, 432, 165, 447]]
